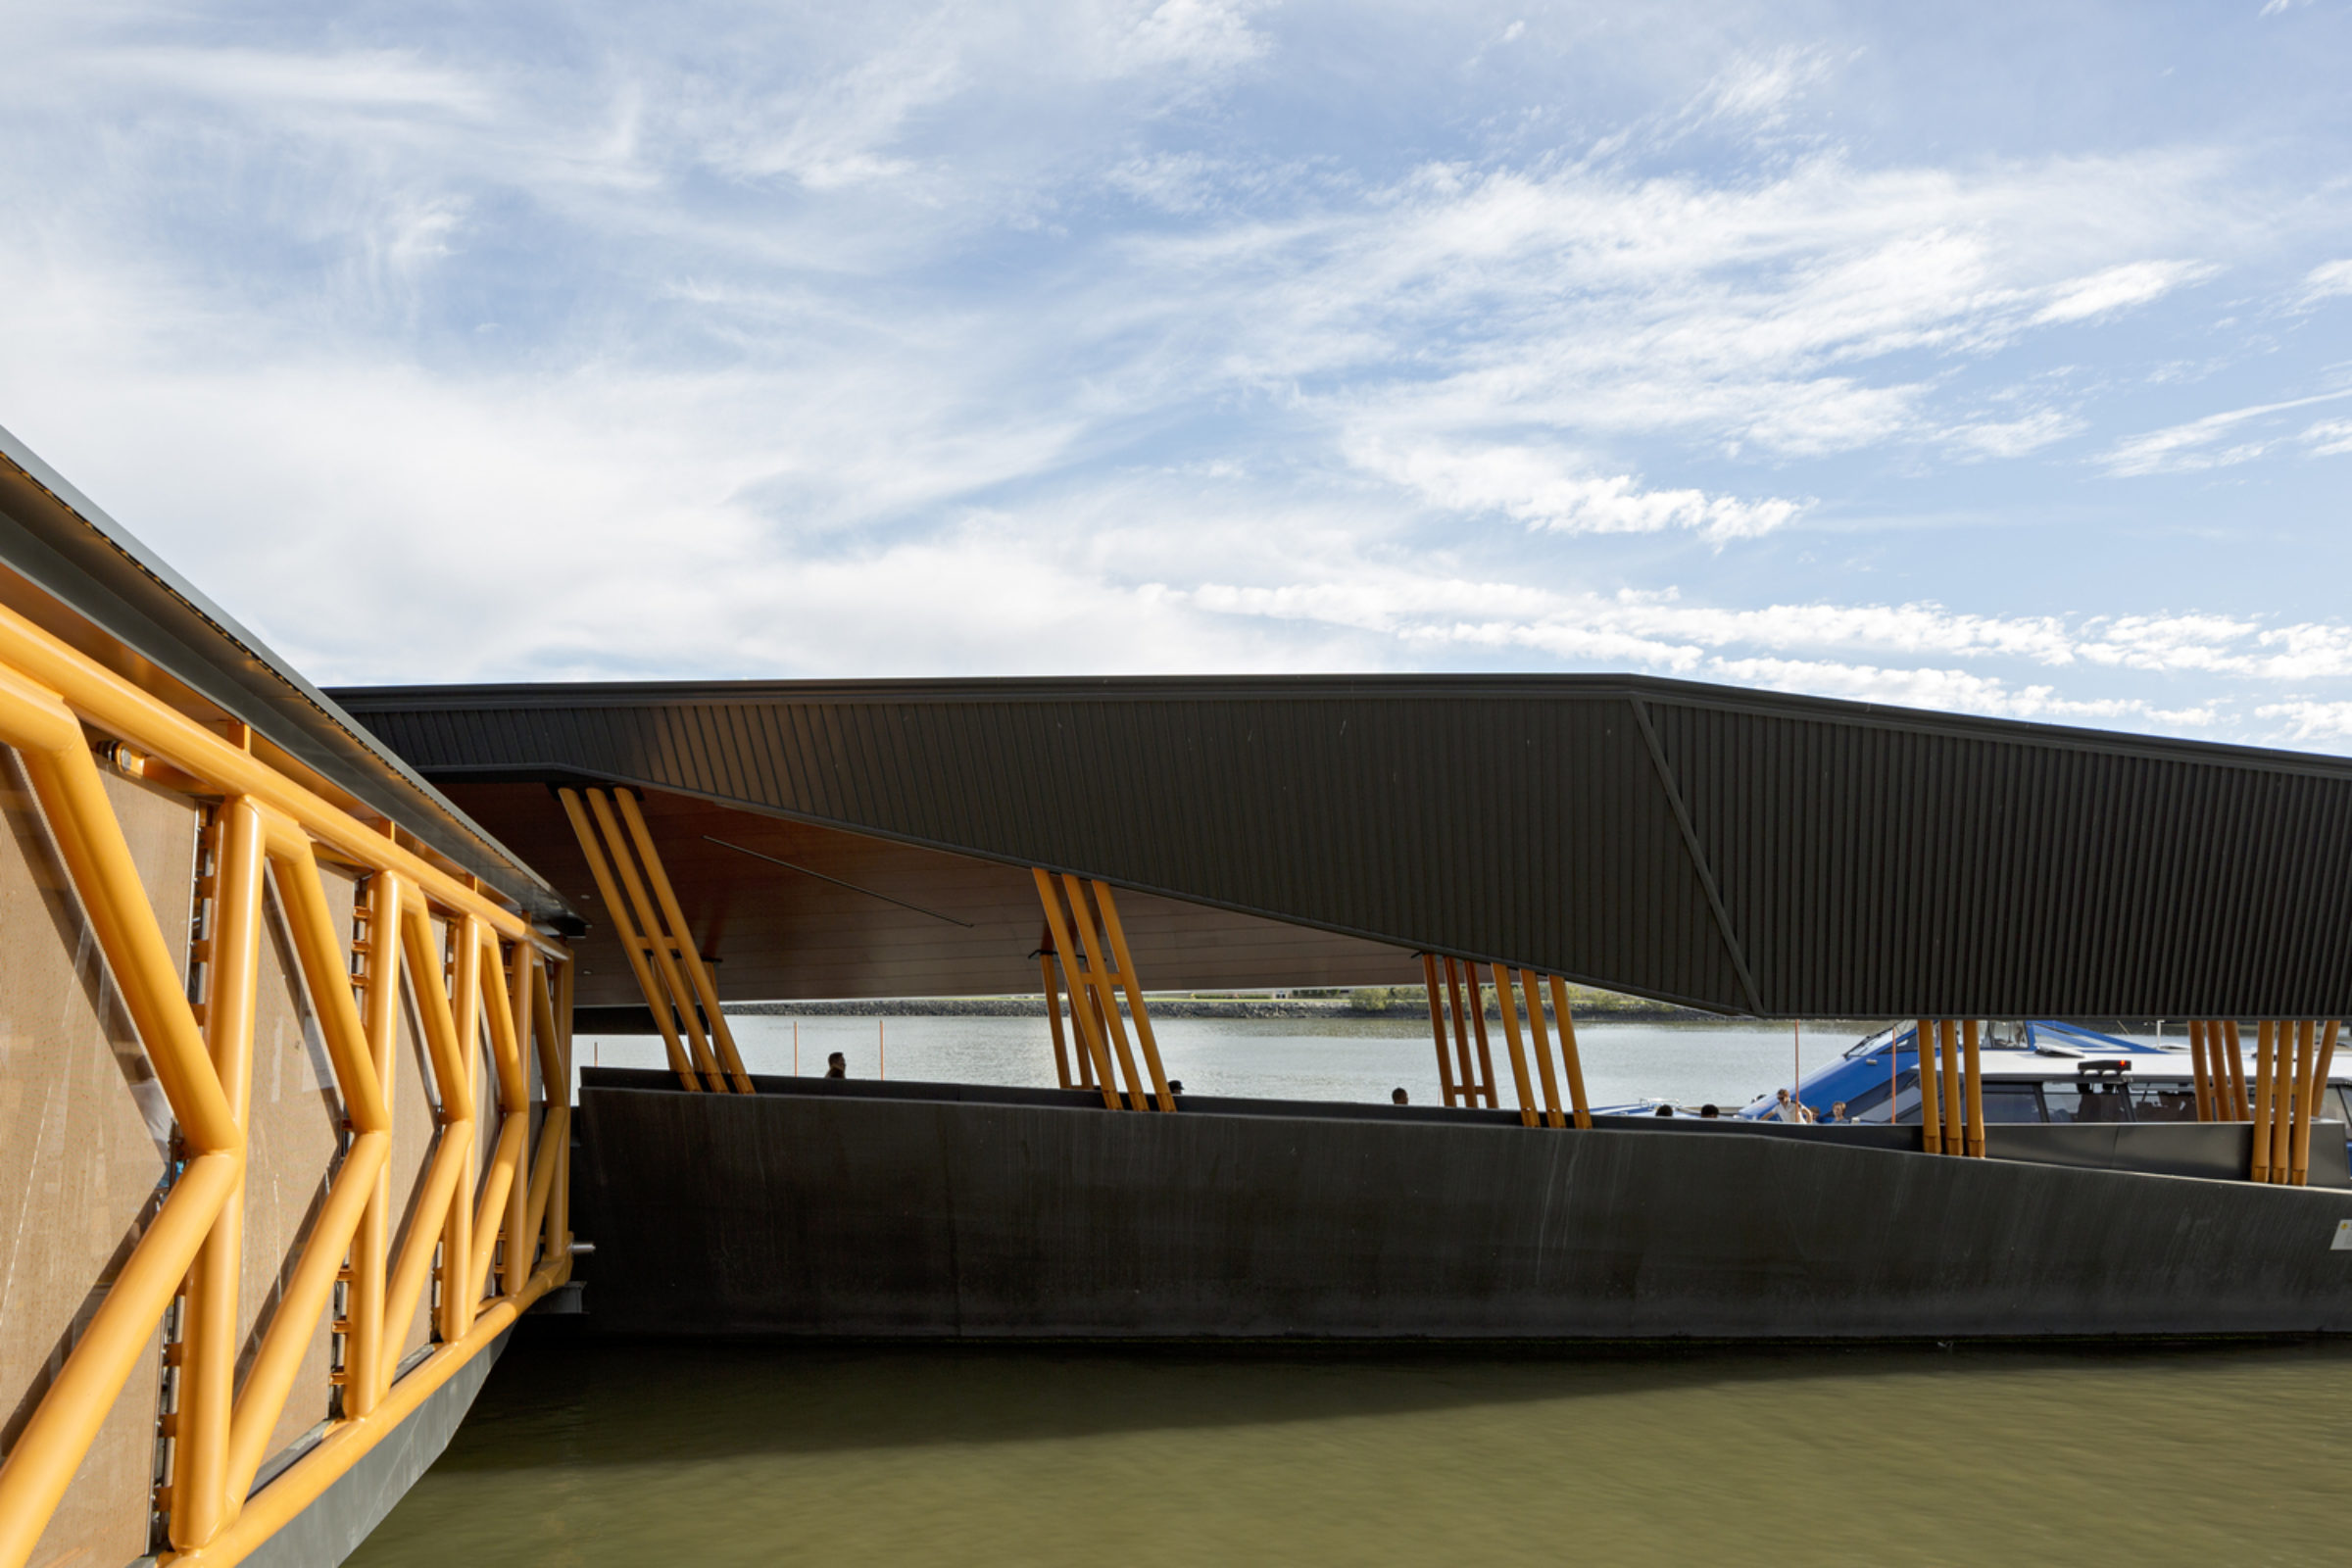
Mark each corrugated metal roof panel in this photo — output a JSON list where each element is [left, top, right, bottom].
[[332, 674, 2352, 1016]]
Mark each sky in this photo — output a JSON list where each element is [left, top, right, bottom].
[[3, 2, 2351, 747]]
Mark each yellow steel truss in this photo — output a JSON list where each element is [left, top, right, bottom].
[[558, 786, 752, 1093], [1035, 870, 1174, 1111], [0, 598, 572, 1568]]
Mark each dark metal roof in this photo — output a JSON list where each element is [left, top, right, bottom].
[[0, 423, 567, 923], [329, 675, 2352, 1017]]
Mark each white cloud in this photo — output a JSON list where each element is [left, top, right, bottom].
[[1702, 657, 2191, 723], [1347, 438, 1805, 542], [2258, 701, 2352, 741], [1945, 408, 2083, 458], [2033, 261, 2216, 324], [2304, 417, 2352, 456], [2099, 388, 2352, 475], [2300, 258, 2352, 303], [1698, 46, 1835, 127]]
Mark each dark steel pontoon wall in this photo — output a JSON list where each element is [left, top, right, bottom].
[[574, 1079, 2352, 1339], [332, 676, 2352, 1016]]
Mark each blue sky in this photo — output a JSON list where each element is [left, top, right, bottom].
[[4, 2, 2352, 745]]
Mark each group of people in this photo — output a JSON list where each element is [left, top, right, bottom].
[[1762, 1088, 1855, 1124]]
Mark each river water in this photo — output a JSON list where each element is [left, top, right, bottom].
[[349, 1017, 2347, 1567], [572, 1012, 1969, 1112]]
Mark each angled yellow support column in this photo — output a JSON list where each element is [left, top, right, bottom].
[[2278, 1018, 2310, 1186], [1962, 1019, 1985, 1157], [586, 789, 724, 1090], [614, 789, 753, 1092], [1090, 879, 1175, 1112], [1515, 969, 1564, 1129], [2252, 1020, 2277, 1182], [1488, 963, 1539, 1128], [558, 786, 697, 1090], [1916, 1019, 1942, 1154], [1441, 957, 1481, 1104], [2301, 1020, 2342, 1189], [1462, 962, 1499, 1109], [1061, 875, 1150, 1110], [1420, 955, 1460, 1105], [1938, 1019, 1964, 1159], [1034, 868, 1121, 1108], [2224, 1020, 2249, 1120], [1041, 937, 1075, 1090], [1546, 975, 1592, 1129]]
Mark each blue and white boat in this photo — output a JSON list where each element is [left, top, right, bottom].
[[1745, 1019, 2352, 1134], [1604, 1021, 2352, 1144]]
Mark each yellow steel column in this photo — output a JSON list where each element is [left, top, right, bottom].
[[2251, 1020, 2277, 1182], [440, 913, 484, 1342], [1962, 1019, 1985, 1158], [587, 790, 724, 1091], [1546, 975, 1592, 1129], [170, 797, 265, 1548], [557, 787, 697, 1090], [2224, 1020, 2249, 1119], [1422, 954, 1459, 1106], [1034, 869, 1121, 1108], [2288, 1018, 2319, 1187], [1917, 1019, 1943, 1153], [346, 867, 404, 1418], [1490, 962, 1540, 1128], [1062, 876, 1150, 1110], [1938, 1019, 1964, 1158], [2277, 1018, 2308, 1187], [1516, 968, 1565, 1128], [1091, 880, 1177, 1111], [1442, 957, 1482, 1105], [1464, 964, 1498, 1108], [1040, 943, 1075, 1090], [613, 789, 753, 1092]]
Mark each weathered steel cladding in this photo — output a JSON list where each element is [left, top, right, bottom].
[[333, 675, 2352, 1016]]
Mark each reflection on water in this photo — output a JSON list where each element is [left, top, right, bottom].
[[578, 1015, 1918, 1113], [354, 1326, 2352, 1567]]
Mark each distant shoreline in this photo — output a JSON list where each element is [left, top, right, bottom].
[[722, 995, 2184, 1036], [726, 990, 1729, 1023]]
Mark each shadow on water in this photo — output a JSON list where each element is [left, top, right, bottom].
[[437, 1321, 2352, 1470], [350, 1320, 2352, 1567]]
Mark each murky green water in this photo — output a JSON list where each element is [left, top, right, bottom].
[[354, 1329, 2352, 1567], [366, 1016, 2334, 1566]]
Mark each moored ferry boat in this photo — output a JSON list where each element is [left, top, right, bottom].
[[1715, 1020, 2352, 1142]]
